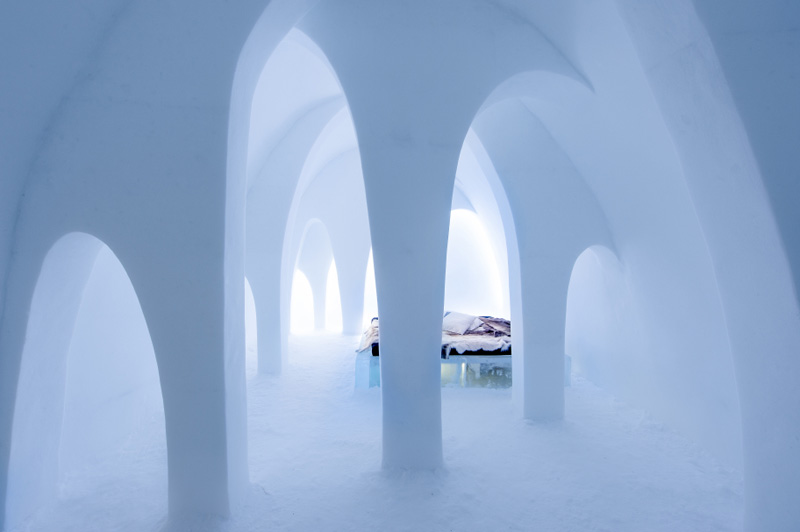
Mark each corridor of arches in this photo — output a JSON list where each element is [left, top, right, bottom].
[[2, 1, 799, 531]]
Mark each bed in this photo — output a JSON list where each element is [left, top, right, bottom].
[[357, 311, 512, 358], [356, 311, 513, 388]]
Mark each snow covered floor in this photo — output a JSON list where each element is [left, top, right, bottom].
[[14, 333, 743, 531]]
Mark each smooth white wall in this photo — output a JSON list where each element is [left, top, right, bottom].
[[614, 2, 800, 527]]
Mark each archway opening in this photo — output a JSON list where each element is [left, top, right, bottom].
[[6, 234, 166, 530], [325, 260, 343, 333], [243, 28, 370, 372], [565, 245, 629, 387], [444, 208, 505, 318], [291, 219, 334, 334], [290, 269, 315, 335]]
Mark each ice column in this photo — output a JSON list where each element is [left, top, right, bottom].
[[474, 100, 613, 420], [361, 140, 456, 469]]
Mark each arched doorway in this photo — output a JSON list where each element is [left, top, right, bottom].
[[5, 233, 165, 530]]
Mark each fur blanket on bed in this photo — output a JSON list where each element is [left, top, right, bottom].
[[357, 312, 511, 355]]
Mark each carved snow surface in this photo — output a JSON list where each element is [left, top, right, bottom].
[[17, 334, 742, 531]]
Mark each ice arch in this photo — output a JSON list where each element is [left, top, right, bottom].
[[473, 27, 743, 470], [228, 0, 327, 382], [298, 0, 587, 470], [284, 145, 370, 342], [325, 261, 344, 333], [222, 1, 799, 529], [469, 42, 745, 486], [4, 233, 164, 529], [281, 141, 370, 345], [452, 144, 514, 320], [465, 4, 749, 484], [290, 270, 315, 335], [244, 28, 368, 373], [566, 246, 632, 388], [448, 123, 517, 328], [456, 132, 523, 400], [0, 0, 794, 530], [470, 90, 613, 421]]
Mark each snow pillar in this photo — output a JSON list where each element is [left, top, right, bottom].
[[297, 0, 578, 470], [307, 266, 329, 331], [517, 257, 570, 420], [473, 99, 613, 422], [245, 269, 282, 374], [361, 141, 456, 469], [297, 0, 477, 468], [246, 178, 293, 373], [334, 246, 370, 335], [130, 243, 246, 521], [245, 190, 283, 374]]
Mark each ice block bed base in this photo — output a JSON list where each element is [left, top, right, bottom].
[[369, 343, 511, 359], [355, 350, 513, 389], [355, 349, 572, 390]]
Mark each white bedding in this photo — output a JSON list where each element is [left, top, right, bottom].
[[357, 312, 511, 356]]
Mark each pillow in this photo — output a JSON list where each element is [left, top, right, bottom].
[[442, 311, 478, 335]]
